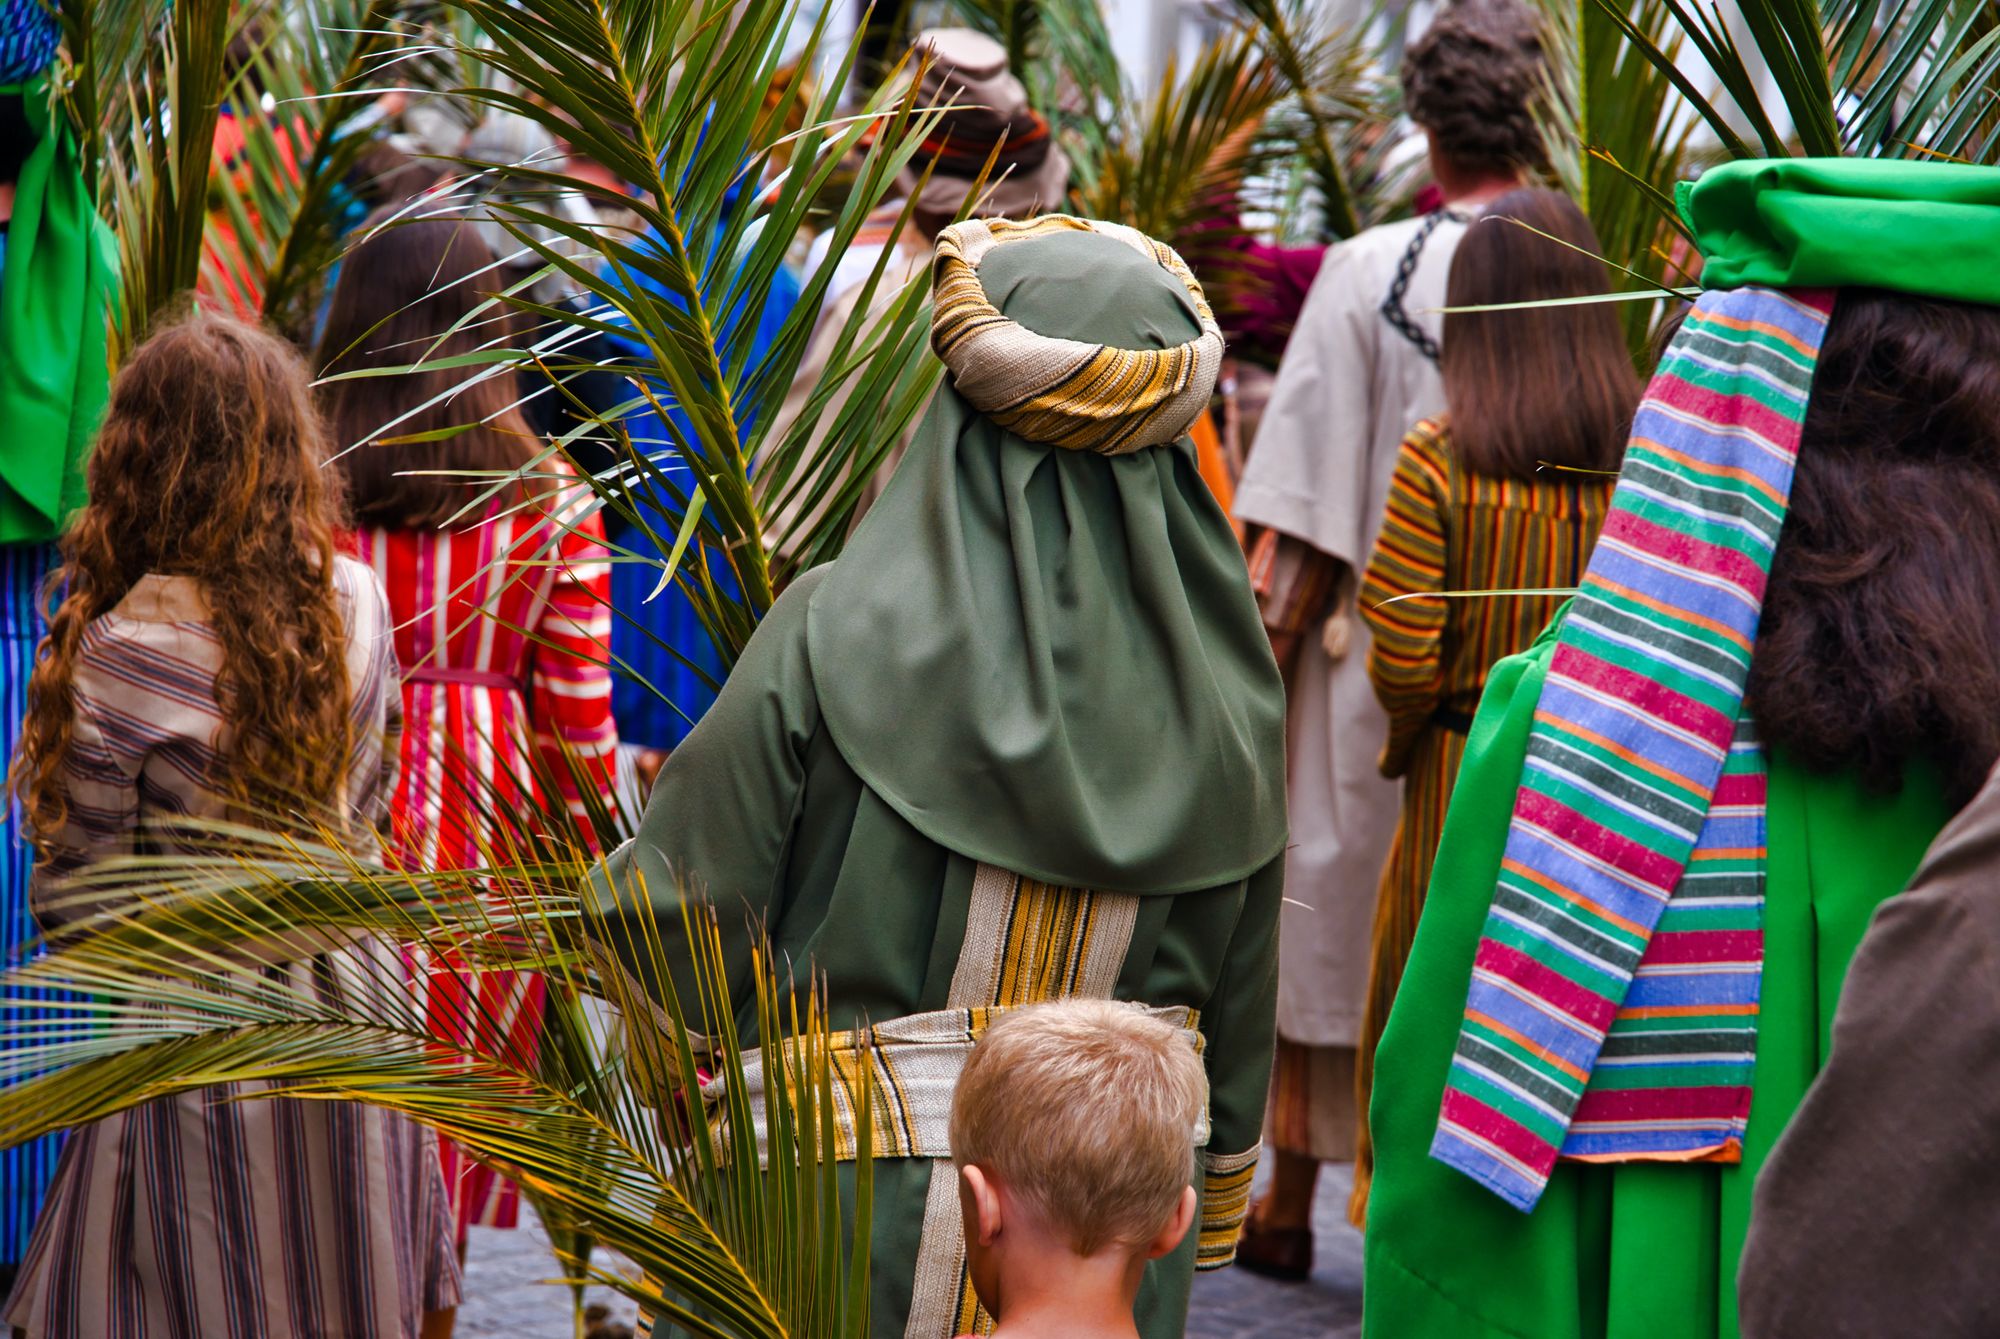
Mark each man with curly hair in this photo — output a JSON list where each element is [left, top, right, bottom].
[[1229, 0, 1550, 1277]]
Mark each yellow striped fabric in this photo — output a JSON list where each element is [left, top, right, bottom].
[[1197, 1147, 1259, 1270], [716, 1002, 1205, 1163], [930, 215, 1224, 455]]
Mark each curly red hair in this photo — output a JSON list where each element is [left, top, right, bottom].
[[13, 314, 355, 852]]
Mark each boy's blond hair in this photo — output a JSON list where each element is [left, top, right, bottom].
[[949, 998, 1207, 1255]]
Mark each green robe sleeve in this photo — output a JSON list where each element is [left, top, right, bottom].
[[1193, 852, 1283, 1269], [586, 568, 827, 1026]]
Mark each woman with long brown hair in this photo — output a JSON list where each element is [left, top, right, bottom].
[[3, 313, 459, 1337], [1340, 187, 1638, 1229], [318, 211, 618, 1291]]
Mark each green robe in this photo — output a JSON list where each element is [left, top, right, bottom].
[[1362, 619, 1953, 1339], [595, 567, 1281, 1338]]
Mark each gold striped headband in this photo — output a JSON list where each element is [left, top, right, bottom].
[[929, 215, 1225, 455]]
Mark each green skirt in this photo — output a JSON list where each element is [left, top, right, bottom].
[[1362, 636, 1952, 1339]]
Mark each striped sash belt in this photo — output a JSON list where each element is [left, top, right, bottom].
[[708, 1002, 1208, 1165]]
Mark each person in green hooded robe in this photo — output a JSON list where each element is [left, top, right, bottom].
[[1362, 158, 2000, 1339], [590, 214, 1288, 1339]]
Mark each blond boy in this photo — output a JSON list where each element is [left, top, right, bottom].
[[949, 1000, 1209, 1339]]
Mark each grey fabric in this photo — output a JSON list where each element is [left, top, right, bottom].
[[1739, 762, 2000, 1339]]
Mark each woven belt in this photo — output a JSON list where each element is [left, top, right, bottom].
[[1430, 705, 1476, 735], [403, 665, 520, 691], [707, 1001, 1208, 1164]]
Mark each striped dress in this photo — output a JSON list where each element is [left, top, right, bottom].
[[1350, 418, 1611, 1215], [351, 483, 617, 1236], [0, 545, 63, 1273], [3, 555, 461, 1338]]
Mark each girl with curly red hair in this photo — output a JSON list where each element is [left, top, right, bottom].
[[4, 314, 460, 1338]]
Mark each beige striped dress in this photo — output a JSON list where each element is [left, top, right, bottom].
[[3, 556, 462, 1339]]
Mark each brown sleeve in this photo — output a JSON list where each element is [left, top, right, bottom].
[[1738, 770, 2000, 1339], [1246, 526, 1342, 638]]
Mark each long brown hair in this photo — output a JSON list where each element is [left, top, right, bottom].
[[1442, 188, 1640, 480], [1748, 288, 2000, 804], [318, 210, 541, 528], [14, 314, 354, 851]]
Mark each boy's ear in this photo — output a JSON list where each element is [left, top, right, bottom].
[[959, 1163, 1004, 1246], [1146, 1185, 1199, 1260]]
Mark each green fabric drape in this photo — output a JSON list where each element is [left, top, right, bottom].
[[1361, 617, 1953, 1339], [1679, 157, 2000, 304], [0, 79, 117, 546], [805, 229, 1288, 895]]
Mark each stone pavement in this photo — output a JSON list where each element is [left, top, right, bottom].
[[455, 1159, 1362, 1338]]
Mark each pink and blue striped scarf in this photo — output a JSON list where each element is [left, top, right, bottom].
[[1432, 285, 1835, 1211]]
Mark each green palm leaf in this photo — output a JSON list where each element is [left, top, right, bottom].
[[327, 0, 957, 677], [211, 0, 465, 343], [1231, 0, 1382, 239], [1585, 0, 2000, 167], [3, 818, 873, 1338]]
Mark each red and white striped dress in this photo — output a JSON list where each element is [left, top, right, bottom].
[[350, 482, 617, 1237]]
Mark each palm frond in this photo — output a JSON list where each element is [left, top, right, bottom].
[[3, 819, 873, 1338], [59, 0, 231, 353], [1588, 0, 2000, 167], [1231, 0, 1384, 239], [1535, 0, 1703, 350], [1080, 24, 1287, 248], [211, 0, 465, 343], [326, 0, 956, 686]]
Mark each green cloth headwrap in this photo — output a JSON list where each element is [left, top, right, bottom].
[[0, 79, 118, 546], [805, 227, 1288, 894], [1679, 156, 2000, 304]]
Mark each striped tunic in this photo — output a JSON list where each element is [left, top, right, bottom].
[[0, 544, 64, 1269], [3, 555, 461, 1338], [351, 483, 617, 1236], [1349, 418, 1611, 1215]]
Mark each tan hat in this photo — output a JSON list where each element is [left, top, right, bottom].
[[894, 28, 1071, 221]]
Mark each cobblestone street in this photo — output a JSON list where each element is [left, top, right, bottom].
[[456, 1160, 1361, 1339]]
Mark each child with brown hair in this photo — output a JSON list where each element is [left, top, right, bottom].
[[949, 1000, 1209, 1339]]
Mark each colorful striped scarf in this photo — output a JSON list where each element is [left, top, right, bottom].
[[1431, 285, 1835, 1211]]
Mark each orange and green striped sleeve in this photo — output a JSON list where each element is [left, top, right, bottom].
[[1360, 422, 1451, 778]]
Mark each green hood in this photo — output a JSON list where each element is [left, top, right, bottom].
[[805, 228, 1288, 894], [1679, 156, 2000, 303]]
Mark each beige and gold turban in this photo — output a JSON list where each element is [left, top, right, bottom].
[[929, 215, 1225, 455]]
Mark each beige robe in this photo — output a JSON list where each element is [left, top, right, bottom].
[[1231, 211, 1469, 1048], [761, 248, 930, 550]]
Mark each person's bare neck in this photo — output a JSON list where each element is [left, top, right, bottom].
[[0, 181, 15, 224], [1426, 146, 1527, 209], [987, 1238, 1147, 1339]]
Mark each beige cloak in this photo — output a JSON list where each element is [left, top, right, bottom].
[[1232, 211, 1468, 1048]]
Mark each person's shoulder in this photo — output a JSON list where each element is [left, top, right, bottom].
[[329, 553, 394, 642], [1403, 416, 1452, 459], [330, 552, 386, 607], [736, 565, 829, 685], [1327, 214, 1443, 267], [769, 563, 832, 631], [1881, 764, 2000, 964]]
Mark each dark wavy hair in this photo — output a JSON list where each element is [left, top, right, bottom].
[[1747, 288, 2000, 804], [1402, 0, 1550, 178], [1442, 188, 1639, 480]]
